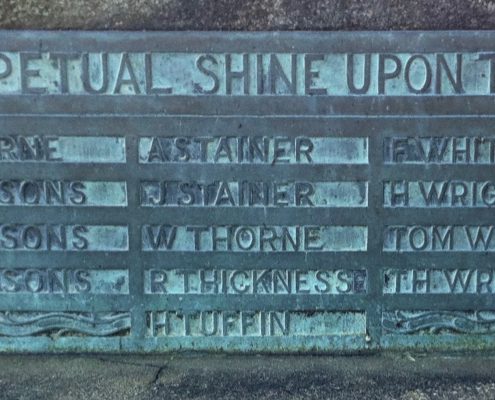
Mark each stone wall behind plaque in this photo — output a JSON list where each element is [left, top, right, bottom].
[[1, 0, 495, 30]]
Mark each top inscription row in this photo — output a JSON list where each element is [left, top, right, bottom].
[[0, 52, 494, 95]]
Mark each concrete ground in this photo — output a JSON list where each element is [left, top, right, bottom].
[[0, 353, 494, 399]]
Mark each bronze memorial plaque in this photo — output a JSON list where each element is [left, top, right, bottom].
[[0, 31, 494, 352]]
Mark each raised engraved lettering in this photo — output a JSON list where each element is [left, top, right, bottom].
[[384, 180, 495, 207], [0, 268, 128, 294], [0, 181, 127, 206], [140, 181, 367, 207], [384, 268, 495, 294], [384, 136, 495, 164], [0, 136, 126, 163], [146, 311, 366, 337], [0, 224, 128, 251], [139, 137, 368, 164], [384, 225, 495, 252], [0, 52, 484, 95], [142, 225, 367, 252], [145, 269, 367, 294]]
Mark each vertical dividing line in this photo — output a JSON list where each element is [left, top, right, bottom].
[[365, 129, 386, 348], [127, 134, 146, 339]]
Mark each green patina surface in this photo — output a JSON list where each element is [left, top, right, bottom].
[[0, 31, 495, 353]]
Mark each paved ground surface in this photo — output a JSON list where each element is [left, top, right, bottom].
[[0, 353, 494, 399], [1, 0, 495, 30]]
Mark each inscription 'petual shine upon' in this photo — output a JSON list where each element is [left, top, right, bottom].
[[2, 51, 495, 95]]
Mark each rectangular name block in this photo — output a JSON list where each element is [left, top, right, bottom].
[[0, 136, 126, 163], [1, 31, 495, 353]]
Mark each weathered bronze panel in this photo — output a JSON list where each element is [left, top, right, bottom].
[[0, 31, 494, 352]]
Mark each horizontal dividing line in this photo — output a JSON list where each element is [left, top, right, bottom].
[[382, 208, 494, 217], [139, 250, 369, 255], [139, 204, 366, 214], [0, 166, 131, 179], [0, 338, 129, 354], [380, 166, 495, 180], [0, 294, 133, 311], [0, 265, 128, 271], [3, 115, 495, 136], [7, 31, 495, 52], [379, 208, 495, 222], [0, 252, 378, 269], [0, 206, 127, 213], [5, 165, 494, 182], [138, 166, 486, 180], [6, 251, 495, 267], [3, 31, 495, 53], [0, 208, 131, 224], [132, 208, 369, 225], [382, 295, 495, 310], [132, 336, 368, 350], [138, 252, 377, 269], [1, 96, 495, 116], [144, 294, 369, 311], [372, 252, 495, 268], [0, 294, 369, 312], [0, 207, 369, 225], [105, 253, 495, 271], [0, 166, 370, 181], [0, 336, 368, 353], [381, 335, 495, 350], [0, 253, 132, 267], [382, 250, 495, 256], [135, 165, 370, 179]]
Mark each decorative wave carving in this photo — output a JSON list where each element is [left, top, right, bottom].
[[382, 311, 495, 334], [0, 312, 131, 337]]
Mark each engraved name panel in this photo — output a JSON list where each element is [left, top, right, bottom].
[[1, 31, 494, 353]]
